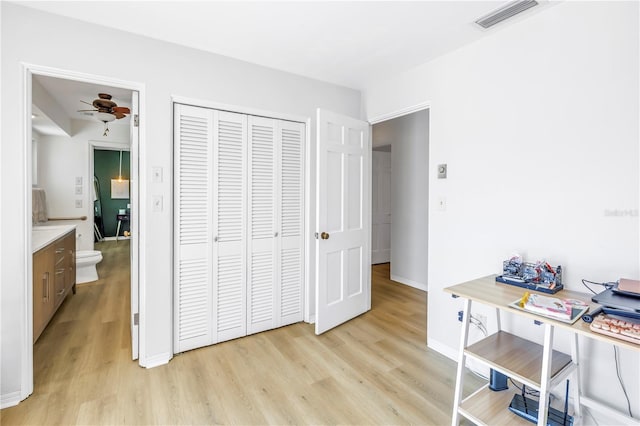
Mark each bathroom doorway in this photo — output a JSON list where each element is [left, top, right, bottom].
[[24, 65, 144, 400]]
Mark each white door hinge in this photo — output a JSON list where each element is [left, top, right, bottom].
[[133, 313, 139, 325], [134, 114, 139, 127]]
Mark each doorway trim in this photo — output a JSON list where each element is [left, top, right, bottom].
[[368, 101, 431, 125], [21, 63, 146, 400]]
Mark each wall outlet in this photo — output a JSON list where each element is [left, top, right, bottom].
[[437, 197, 447, 211], [457, 310, 464, 322]]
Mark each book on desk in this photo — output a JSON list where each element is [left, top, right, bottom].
[[508, 292, 589, 324]]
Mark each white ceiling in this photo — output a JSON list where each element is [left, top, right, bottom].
[[23, 1, 553, 135], [32, 75, 132, 136], [18, 0, 552, 90]]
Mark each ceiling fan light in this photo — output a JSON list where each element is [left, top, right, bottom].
[[95, 111, 116, 122]]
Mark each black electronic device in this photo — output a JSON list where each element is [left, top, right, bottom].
[[592, 289, 640, 313], [508, 394, 573, 426], [489, 369, 508, 391], [508, 379, 573, 426]]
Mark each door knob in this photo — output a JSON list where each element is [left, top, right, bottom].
[[320, 232, 330, 240]]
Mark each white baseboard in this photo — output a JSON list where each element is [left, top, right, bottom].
[[427, 337, 458, 362], [142, 352, 172, 368], [1, 390, 22, 409], [305, 314, 315, 324], [390, 274, 427, 291]]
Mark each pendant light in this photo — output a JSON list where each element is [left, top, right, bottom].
[[118, 150, 123, 182], [111, 150, 129, 199]]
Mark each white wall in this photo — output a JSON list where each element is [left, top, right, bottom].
[[372, 110, 429, 290], [37, 119, 130, 251], [1, 3, 361, 406], [32, 78, 71, 136], [364, 1, 639, 421]]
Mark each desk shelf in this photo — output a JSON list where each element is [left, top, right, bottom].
[[465, 331, 572, 390], [459, 386, 532, 426], [447, 275, 639, 426]]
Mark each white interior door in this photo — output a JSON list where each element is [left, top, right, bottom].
[[315, 109, 371, 335], [214, 110, 248, 343], [173, 104, 214, 353], [130, 91, 139, 360], [247, 116, 277, 334], [371, 150, 391, 264]]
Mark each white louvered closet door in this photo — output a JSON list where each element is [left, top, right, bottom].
[[247, 116, 277, 334], [278, 120, 305, 326], [175, 104, 304, 354], [174, 104, 214, 353], [213, 111, 248, 343]]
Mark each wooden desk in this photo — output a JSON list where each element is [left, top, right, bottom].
[[445, 275, 638, 426]]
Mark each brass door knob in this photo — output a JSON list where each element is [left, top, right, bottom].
[[320, 232, 330, 240]]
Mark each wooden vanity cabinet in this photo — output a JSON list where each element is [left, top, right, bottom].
[[33, 246, 54, 342], [53, 239, 67, 307], [63, 231, 76, 295], [33, 229, 75, 343]]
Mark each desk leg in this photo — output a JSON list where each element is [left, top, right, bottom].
[[538, 323, 554, 426], [116, 219, 122, 243], [451, 298, 471, 426], [570, 333, 582, 422]]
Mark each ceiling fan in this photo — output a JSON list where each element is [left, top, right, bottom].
[[78, 93, 130, 136]]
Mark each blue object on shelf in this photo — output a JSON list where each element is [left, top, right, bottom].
[[496, 275, 564, 294]]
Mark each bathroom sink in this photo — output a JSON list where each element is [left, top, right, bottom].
[[32, 224, 76, 252]]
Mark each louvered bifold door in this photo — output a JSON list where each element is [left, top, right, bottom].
[[278, 120, 305, 326], [247, 116, 277, 334], [213, 111, 248, 343], [174, 104, 214, 353]]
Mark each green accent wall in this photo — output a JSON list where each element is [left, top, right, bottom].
[[94, 149, 130, 237]]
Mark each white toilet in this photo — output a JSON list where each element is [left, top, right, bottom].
[[76, 250, 103, 284]]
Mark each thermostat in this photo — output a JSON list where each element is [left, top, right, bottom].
[[438, 164, 447, 179]]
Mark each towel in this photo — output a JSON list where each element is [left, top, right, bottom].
[[32, 187, 48, 224]]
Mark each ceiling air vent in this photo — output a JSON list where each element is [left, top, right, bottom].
[[475, 0, 539, 29]]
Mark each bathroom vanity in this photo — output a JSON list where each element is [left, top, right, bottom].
[[32, 225, 76, 343]]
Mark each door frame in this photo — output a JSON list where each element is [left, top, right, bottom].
[[21, 63, 146, 399], [170, 95, 313, 328]]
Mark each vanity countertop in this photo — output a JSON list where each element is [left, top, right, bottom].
[[32, 224, 76, 253]]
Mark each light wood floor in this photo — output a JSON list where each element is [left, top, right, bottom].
[[2, 246, 484, 425]]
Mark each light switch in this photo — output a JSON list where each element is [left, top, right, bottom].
[[153, 195, 163, 212], [75, 185, 83, 195], [152, 167, 163, 183], [75, 199, 83, 208], [75, 176, 83, 185]]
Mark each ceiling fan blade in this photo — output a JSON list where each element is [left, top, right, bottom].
[[113, 112, 126, 119], [112, 106, 130, 114], [77, 109, 98, 112], [80, 100, 94, 106]]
